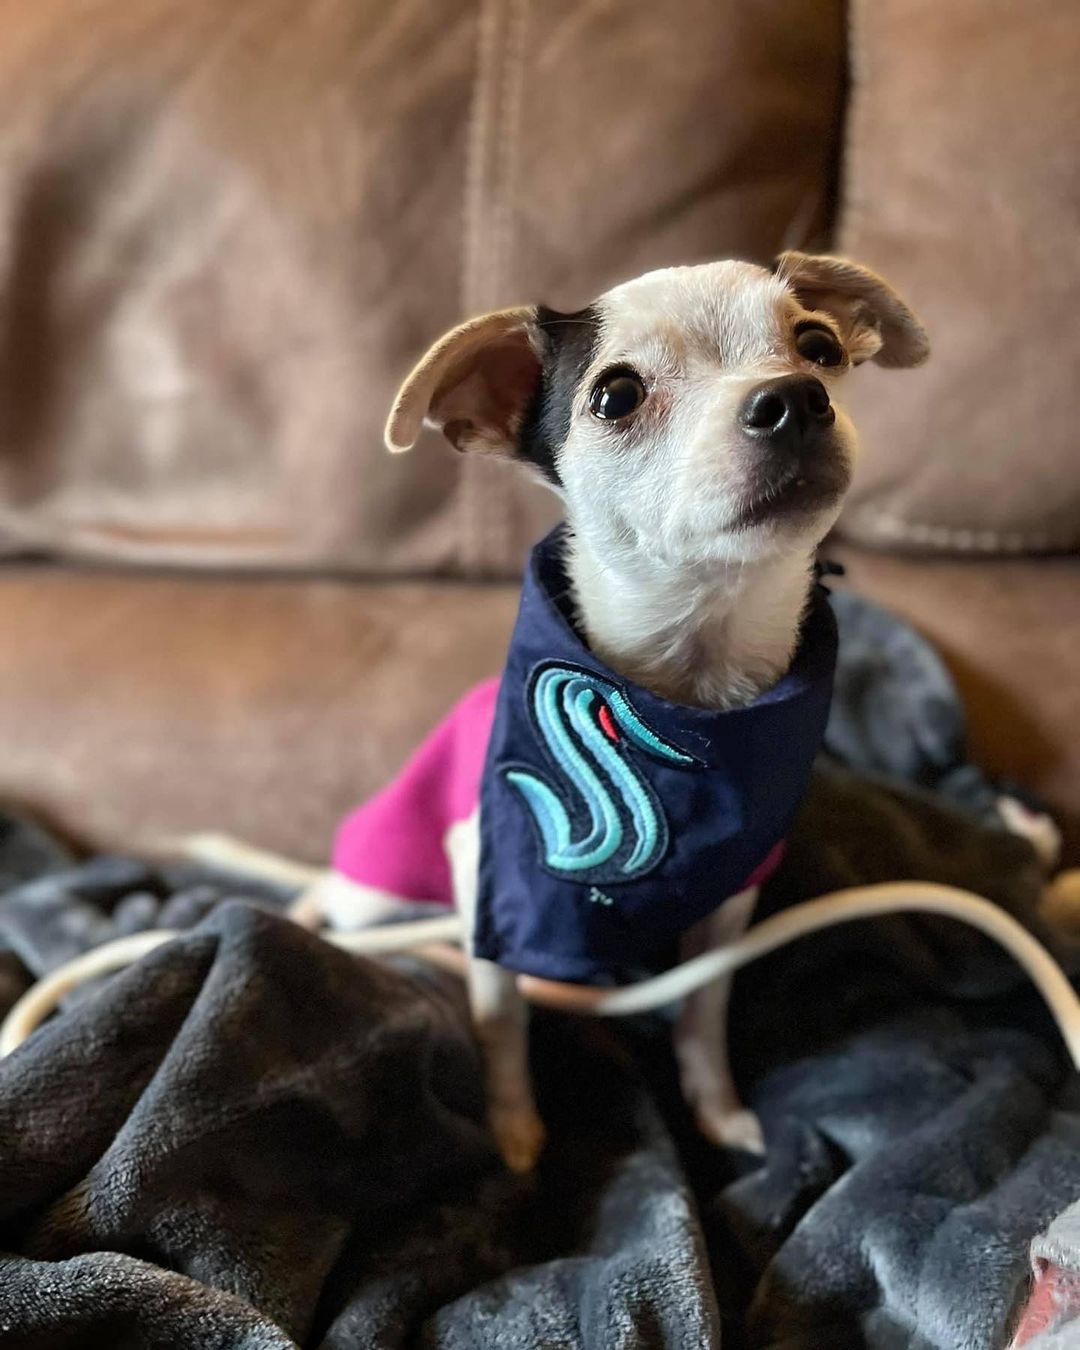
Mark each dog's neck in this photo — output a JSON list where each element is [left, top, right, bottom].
[[565, 530, 814, 710]]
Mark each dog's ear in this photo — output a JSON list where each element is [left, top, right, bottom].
[[385, 307, 542, 454], [776, 252, 929, 369]]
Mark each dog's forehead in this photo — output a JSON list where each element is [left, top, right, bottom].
[[594, 261, 791, 359]]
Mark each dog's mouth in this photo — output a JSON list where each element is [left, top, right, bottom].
[[728, 451, 851, 532]]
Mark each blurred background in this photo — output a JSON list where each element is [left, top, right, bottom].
[[0, 0, 1076, 861]]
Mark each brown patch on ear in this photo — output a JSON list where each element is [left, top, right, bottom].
[[384, 307, 541, 455], [777, 251, 930, 369]]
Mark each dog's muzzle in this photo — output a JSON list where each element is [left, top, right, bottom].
[[731, 375, 848, 528]]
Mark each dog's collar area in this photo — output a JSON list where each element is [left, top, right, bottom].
[[529, 527, 839, 738], [472, 527, 839, 984]]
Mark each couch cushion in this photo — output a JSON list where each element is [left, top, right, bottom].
[[0, 0, 844, 578], [836, 0, 1080, 554], [0, 566, 519, 860]]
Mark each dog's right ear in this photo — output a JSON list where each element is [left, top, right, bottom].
[[385, 307, 543, 455]]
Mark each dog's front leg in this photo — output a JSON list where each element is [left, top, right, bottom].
[[674, 887, 764, 1154], [446, 811, 546, 1173], [466, 955, 546, 1172]]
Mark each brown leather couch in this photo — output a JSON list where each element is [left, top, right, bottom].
[[1, 0, 1077, 862]]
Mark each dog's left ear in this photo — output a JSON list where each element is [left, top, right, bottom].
[[776, 251, 930, 369], [385, 307, 542, 455]]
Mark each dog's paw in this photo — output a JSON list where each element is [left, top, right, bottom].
[[998, 795, 1063, 872], [695, 1104, 765, 1155], [489, 1102, 547, 1174]]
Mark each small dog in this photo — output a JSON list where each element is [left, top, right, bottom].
[[291, 252, 930, 1171]]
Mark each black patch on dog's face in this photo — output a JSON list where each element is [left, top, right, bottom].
[[517, 305, 601, 486]]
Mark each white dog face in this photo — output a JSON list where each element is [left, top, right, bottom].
[[541, 260, 858, 571], [385, 253, 928, 572]]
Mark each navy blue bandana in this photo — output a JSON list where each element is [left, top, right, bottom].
[[474, 528, 838, 983]]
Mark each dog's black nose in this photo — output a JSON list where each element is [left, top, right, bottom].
[[739, 375, 835, 447]]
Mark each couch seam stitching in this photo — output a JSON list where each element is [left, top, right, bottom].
[[460, 0, 502, 575], [845, 505, 1079, 552], [487, 0, 528, 573]]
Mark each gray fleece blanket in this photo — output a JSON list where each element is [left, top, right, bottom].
[[1, 589, 1079, 1350]]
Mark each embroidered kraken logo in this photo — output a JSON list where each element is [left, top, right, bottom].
[[503, 664, 699, 886]]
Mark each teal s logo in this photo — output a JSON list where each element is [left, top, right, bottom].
[[503, 664, 699, 886]]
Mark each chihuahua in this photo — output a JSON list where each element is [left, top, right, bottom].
[[293, 252, 929, 1172]]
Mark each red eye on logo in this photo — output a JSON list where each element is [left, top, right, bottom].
[[598, 703, 620, 743]]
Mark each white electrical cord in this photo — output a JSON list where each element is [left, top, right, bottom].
[[0, 915, 463, 1058], [3, 882, 1079, 1067]]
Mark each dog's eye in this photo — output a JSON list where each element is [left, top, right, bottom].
[[795, 323, 844, 368], [589, 367, 647, 420]]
